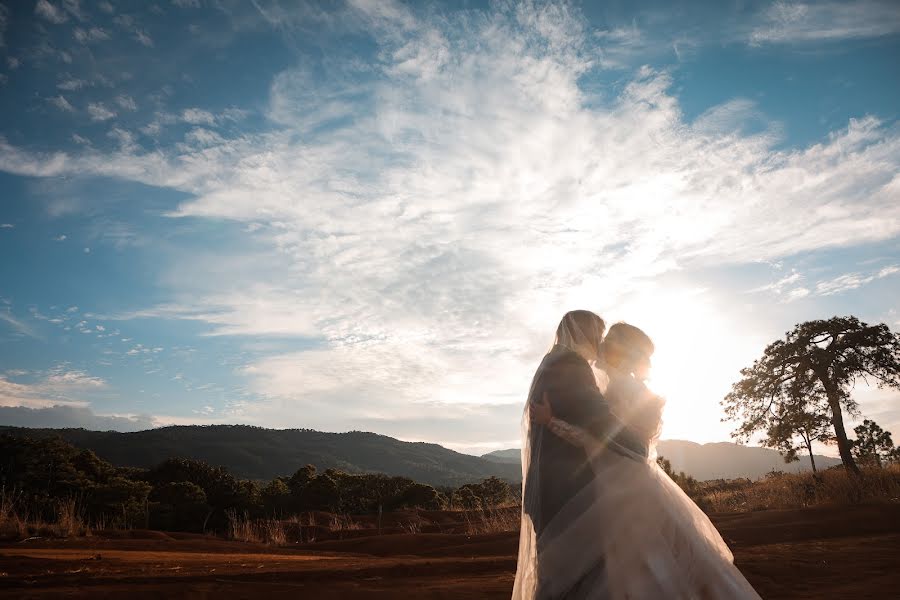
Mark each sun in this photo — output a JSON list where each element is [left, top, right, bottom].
[[603, 286, 767, 444]]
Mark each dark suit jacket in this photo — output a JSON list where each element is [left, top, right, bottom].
[[523, 347, 647, 537]]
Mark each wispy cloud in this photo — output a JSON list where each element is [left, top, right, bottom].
[[815, 264, 899, 296], [73, 27, 110, 44], [57, 76, 89, 91], [87, 102, 116, 121], [48, 95, 76, 112], [115, 95, 137, 111], [0, 364, 106, 409], [134, 29, 154, 47], [0, 309, 41, 339], [749, 1, 900, 45], [0, 1, 898, 443], [748, 270, 803, 295], [35, 0, 68, 25], [42, 365, 107, 390]]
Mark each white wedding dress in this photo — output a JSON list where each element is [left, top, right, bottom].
[[513, 365, 762, 599]]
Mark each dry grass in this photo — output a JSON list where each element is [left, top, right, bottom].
[[698, 464, 900, 513], [0, 494, 91, 540], [463, 506, 520, 535], [225, 510, 287, 545], [329, 513, 363, 532]]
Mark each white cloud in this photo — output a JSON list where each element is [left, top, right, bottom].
[[54, 234, 67, 241], [0, 310, 40, 339], [48, 95, 75, 112], [815, 264, 899, 296], [0, 223, 13, 228], [785, 287, 811, 301], [108, 127, 138, 152], [35, 0, 67, 25], [0, 365, 106, 410], [750, 1, 900, 45], [115, 95, 138, 111], [134, 29, 154, 47], [181, 107, 216, 125], [0, 1, 899, 446], [748, 270, 803, 295], [87, 102, 116, 121], [73, 27, 110, 44], [43, 366, 107, 390], [57, 76, 88, 91]]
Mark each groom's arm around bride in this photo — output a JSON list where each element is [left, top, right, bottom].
[[524, 346, 647, 537]]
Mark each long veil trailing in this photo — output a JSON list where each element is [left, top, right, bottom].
[[512, 313, 629, 599]]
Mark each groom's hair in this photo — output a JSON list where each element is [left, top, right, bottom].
[[555, 310, 606, 357]]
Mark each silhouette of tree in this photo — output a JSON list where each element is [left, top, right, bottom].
[[851, 419, 900, 467], [764, 404, 834, 473], [723, 316, 900, 475], [150, 481, 208, 531], [260, 478, 291, 515]]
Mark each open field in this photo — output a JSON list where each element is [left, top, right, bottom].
[[1, 504, 897, 599]]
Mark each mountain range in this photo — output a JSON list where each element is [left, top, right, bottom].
[[1, 425, 841, 486], [0, 425, 519, 488], [483, 439, 842, 480]]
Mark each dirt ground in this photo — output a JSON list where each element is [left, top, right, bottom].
[[1, 503, 898, 599]]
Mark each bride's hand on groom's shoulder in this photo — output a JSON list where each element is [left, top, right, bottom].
[[530, 392, 553, 425]]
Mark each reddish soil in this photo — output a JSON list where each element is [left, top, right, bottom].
[[1, 504, 898, 599]]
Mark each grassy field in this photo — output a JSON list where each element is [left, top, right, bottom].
[[1, 502, 899, 599]]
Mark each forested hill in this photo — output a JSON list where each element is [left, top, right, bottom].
[[482, 440, 843, 480], [0, 425, 519, 487]]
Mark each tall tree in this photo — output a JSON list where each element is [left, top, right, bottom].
[[723, 316, 900, 475]]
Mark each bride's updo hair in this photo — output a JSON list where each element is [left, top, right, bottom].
[[554, 310, 606, 362]]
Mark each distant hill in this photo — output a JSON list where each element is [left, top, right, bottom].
[[483, 440, 842, 480], [0, 425, 519, 488], [482, 449, 521, 463]]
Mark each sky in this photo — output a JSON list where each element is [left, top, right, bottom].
[[0, 0, 898, 456]]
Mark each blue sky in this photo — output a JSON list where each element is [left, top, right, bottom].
[[1, 0, 898, 455]]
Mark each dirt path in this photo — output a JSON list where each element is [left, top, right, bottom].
[[1, 504, 897, 598]]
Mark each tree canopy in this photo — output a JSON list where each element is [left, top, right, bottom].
[[723, 316, 900, 475]]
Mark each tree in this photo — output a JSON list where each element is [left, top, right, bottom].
[[299, 473, 340, 511], [723, 316, 900, 475], [851, 419, 900, 467], [150, 481, 209, 531], [393, 482, 445, 510], [260, 478, 291, 515], [451, 485, 481, 510], [656, 456, 701, 499], [764, 403, 834, 473]]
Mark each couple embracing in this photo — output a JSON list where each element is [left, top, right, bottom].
[[512, 310, 761, 599]]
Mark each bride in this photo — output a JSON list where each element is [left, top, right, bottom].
[[513, 322, 761, 599]]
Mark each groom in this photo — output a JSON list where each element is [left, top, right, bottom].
[[523, 310, 648, 598]]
